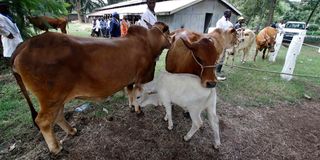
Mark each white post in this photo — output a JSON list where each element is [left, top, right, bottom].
[[280, 30, 306, 81], [269, 32, 284, 62]]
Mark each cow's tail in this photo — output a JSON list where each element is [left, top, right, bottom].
[[11, 44, 39, 130]]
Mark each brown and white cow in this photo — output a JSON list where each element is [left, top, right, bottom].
[[27, 16, 68, 34], [11, 22, 171, 154], [225, 29, 256, 65], [166, 28, 237, 88], [254, 26, 278, 61]]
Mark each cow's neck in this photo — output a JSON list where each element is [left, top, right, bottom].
[[186, 52, 201, 75], [148, 29, 165, 57]]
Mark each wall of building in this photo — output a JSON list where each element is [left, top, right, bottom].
[[157, 0, 239, 33]]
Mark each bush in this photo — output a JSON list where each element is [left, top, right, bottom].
[[304, 35, 320, 45], [307, 24, 319, 31], [307, 30, 320, 36]]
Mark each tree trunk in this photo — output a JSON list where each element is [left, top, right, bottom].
[[265, 0, 277, 27], [76, 0, 83, 23], [306, 0, 320, 26]]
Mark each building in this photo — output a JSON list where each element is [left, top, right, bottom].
[[87, 0, 241, 33]]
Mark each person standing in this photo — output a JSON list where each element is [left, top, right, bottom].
[[140, 0, 157, 29], [100, 17, 107, 37], [0, 2, 22, 62], [120, 16, 129, 37], [234, 16, 245, 30], [109, 12, 121, 38], [215, 9, 233, 81], [277, 20, 285, 35]]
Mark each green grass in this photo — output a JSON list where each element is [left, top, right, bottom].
[[1, 22, 320, 143], [67, 22, 93, 37], [219, 45, 320, 107]]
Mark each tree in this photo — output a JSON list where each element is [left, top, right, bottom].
[[66, 0, 106, 23], [264, 0, 277, 27], [304, 0, 319, 26], [4, 0, 67, 38], [107, 0, 127, 5]]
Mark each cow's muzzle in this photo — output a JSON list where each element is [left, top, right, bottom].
[[205, 81, 217, 88]]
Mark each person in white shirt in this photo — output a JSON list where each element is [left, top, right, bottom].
[[215, 9, 233, 81], [277, 20, 285, 35], [0, 2, 23, 61], [140, 0, 157, 29]]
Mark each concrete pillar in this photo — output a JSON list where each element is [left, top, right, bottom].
[[269, 32, 284, 62], [280, 30, 306, 81]]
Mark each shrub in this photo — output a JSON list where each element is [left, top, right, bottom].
[[307, 24, 319, 31]]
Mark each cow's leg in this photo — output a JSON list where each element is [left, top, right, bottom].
[[265, 49, 270, 59], [61, 27, 67, 34], [262, 48, 267, 59], [206, 92, 220, 149], [163, 102, 173, 130], [56, 107, 77, 142], [242, 49, 247, 63], [184, 110, 202, 141], [132, 85, 144, 115], [61, 28, 67, 34], [254, 48, 259, 62], [36, 101, 62, 154], [126, 84, 135, 112], [231, 55, 235, 67]]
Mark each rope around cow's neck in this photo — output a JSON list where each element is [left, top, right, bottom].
[[190, 50, 216, 76], [153, 25, 171, 45]]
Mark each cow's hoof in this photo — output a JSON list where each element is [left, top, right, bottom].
[[168, 125, 173, 130], [136, 111, 144, 117], [183, 112, 190, 119], [183, 135, 191, 142], [213, 144, 220, 151], [50, 145, 63, 155]]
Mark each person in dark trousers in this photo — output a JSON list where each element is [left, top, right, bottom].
[[215, 9, 233, 81], [100, 17, 107, 37], [109, 12, 121, 38]]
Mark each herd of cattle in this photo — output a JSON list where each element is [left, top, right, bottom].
[[11, 19, 279, 154]]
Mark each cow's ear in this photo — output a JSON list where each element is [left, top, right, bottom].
[[180, 36, 195, 50]]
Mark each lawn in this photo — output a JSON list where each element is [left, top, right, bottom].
[[1, 22, 320, 144]]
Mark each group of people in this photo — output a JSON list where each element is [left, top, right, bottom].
[[91, 0, 156, 38], [91, 13, 132, 38]]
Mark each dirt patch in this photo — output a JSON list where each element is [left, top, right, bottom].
[[1, 99, 320, 160]]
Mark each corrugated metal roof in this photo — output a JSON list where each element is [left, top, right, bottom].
[[96, 0, 144, 11], [88, 0, 242, 17]]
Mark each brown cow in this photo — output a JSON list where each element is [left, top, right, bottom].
[[27, 16, 68, 34], [11, 22, 171, 154], [254, 26, 278, 61], [166, 28, 237, 88]]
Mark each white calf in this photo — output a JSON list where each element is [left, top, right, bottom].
[[137, 72, 220, 149]]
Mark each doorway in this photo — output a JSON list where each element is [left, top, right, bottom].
[[204, 13, 213, 33]]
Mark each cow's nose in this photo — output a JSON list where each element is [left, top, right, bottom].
[[270, 48, 275, 52], [206, 81, 217, 88]]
